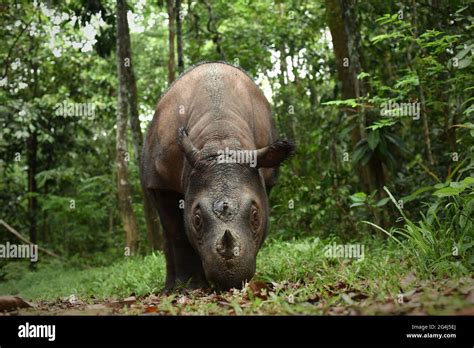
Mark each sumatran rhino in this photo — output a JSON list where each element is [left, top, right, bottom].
[[141, 62, 294, 290]]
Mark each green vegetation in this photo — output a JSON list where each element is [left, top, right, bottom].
[[1, 231, 472, 315]]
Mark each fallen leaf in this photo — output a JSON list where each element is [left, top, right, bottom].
[[349, 292, 369, 301], [306, 294, 321, 303], [144, 295, 161, 303], [107, 297, 136, 309], [145, 306, 158, 313], [334, 281, 348, 290], [247, 281, 272, 300], [177, 295, 189, 305], [123, 296, 137, 304], [341, 293, 355, 305], [325, 280, 349, 296]]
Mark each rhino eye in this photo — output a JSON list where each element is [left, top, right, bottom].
[[250, 206, 260, 231], [193, 212, 202, 230]]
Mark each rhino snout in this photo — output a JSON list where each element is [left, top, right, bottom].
[[216, 229, 241, 260]]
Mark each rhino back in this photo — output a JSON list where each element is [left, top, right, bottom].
[[141, 62, 276, 193]]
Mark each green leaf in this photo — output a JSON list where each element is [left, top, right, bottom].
[[350, 192, 367, 203], [376, 197, 390, 207], [357, 72, 370, 80], [434, 182, 448, 189], [350, 202, 366, 208], [457, 57, 472, 69], [394, 75, 419, 88], [352, 145, 368, 164], [367, 118, 397, 130], [462, 177, 474, 186], [367, 130, 380, 150], [433, 186, 464, 197], [375, 14, 399, 25], [371, 32, 404, 44], [401, 186, 436, 203], [454, 46, 472, 61], [463, 105, 474, 117], [322, 99, 361, 108]]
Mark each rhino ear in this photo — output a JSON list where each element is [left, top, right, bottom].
[[177, 127, 201, 168], [256, 140, 295, 168]]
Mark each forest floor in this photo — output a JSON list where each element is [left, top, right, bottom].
[[1, 237, 473, 315]]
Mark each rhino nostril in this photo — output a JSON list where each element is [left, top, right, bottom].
[[217, 230, 239, 259], [222, 229, 233, 247]]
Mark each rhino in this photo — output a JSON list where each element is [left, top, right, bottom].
[[141, 62, 294, 290]]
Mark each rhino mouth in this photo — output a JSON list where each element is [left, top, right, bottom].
[[206, 272, 254, 290], [203, 259, 256, 290]]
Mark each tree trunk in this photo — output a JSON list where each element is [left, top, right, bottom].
[[26, 132, 37, 246], [418, 83, 435, 166], [407, 0, 435, 166], [325, 0, 385, 197], [119, 0, 163, 250], [167, 0, 176, 85], [42, 180, 49, 243], [26, 38, 40, 253], [116, 0, 140, 255], [176, 0, 184, 74]]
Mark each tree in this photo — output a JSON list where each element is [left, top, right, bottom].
[[116, 0, 140, 255], [117, 0, 163, 250], [167, 0, 176, 84], [176, 0, 184, 74], [325, 0, 386, 199]]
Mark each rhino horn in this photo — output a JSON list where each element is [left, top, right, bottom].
[[177, 127, 201, 168]]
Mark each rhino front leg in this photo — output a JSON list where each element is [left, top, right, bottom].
[[152, 189, 208, 290]]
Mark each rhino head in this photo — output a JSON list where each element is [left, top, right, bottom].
[[177, 127, 294, 290]]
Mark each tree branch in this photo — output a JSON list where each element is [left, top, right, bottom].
[[0, 219, 60, 258]]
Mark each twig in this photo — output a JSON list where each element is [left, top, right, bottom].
[[417, 161, 440, 183], [0, 219, 60, 258]]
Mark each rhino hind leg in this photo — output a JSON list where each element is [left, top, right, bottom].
[[152, 189, 208, 290]]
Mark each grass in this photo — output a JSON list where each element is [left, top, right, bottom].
[[0, 235, 472, 315]]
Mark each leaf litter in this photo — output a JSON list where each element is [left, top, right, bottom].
[[2, 277, 473, 316]]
